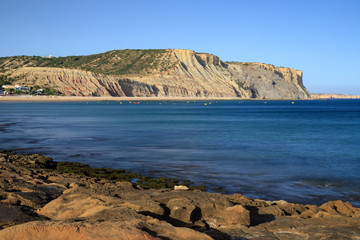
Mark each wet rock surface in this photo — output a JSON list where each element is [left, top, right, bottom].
[[0, 152, 359, 239]]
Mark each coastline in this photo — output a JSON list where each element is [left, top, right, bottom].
[[311, 93, 360, 99], [0, 95, 243, 102], [0, 151, 360, 239], [1, 94, 360, 102]]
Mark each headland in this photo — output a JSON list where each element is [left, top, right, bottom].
[[0, 49, 310, 100]]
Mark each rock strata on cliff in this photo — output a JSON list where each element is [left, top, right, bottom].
[[0, 152, 359, 240], [0, 49, 310, 99], [227, 62, 310, 99]]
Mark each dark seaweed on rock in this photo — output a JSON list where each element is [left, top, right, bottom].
[[56, 161, 206, 190], [136, 176, 206, 191], [0, 150, 206, 191], [55, 161, 140, 182]]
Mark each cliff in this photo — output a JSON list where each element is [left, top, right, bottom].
[[1, 152, 359, 239], [227, 62, 310, 99], [0, 49, 310, 99], [5, 67, 159, 97]]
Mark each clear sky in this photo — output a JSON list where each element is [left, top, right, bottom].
[[1, 0, 359, 94]]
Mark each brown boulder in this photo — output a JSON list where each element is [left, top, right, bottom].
[[37, 188, 124, 219], [224, 205, 250, 226], [258, 202, 306, 217], [155, 191, 238, 226], [38, 185, 165, 220], [227, 193, 268, 207], [0, 220, 161, 240], [0, 206, 214, 240], [320, 200, 360, 217], [166, 197, 197, 223], [300, 205, 321, 218], [145, 218, 214, 240], [122, 200, 165, 216]]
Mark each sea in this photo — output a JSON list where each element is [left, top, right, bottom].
[[1, 99, 359, 207]]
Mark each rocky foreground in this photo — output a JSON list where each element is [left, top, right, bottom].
[[0, 153, 359, 240]]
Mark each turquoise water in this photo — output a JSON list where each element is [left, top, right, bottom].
[[1, 99, 360, 206]]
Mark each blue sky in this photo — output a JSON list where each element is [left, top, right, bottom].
[[1, 0, 359, 94]]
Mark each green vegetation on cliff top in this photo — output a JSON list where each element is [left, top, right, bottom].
[[0, 49, 177, 76]]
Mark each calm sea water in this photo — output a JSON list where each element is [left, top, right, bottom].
[[1, 99, 359, 206]]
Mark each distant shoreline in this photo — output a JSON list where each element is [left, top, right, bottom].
[[311, 93, 360, 99], [0, 95, 241, 102], [0, 95, 284, 102], [1, 94, 359, 102]]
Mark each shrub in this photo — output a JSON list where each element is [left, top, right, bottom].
[[43, 87, 61, 95]]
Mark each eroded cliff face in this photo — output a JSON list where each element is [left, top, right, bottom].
[[8, 67, 159, 97], [3, 49, 310, 99], [227, 62, 310, 99], [128, 49, 245, 98]]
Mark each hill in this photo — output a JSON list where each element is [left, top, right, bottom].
[[0, 49, 310, 99]]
